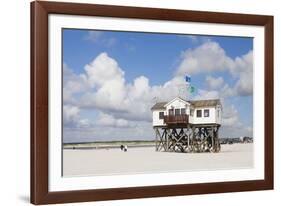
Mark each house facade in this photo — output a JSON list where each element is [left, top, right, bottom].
[[151, 97, 222, 127]]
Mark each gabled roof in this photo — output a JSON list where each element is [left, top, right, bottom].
[[151, 102, 167, 110], [189, 99, 221, 107], [163, 96, 189, 107], [151, 97, 221, 110]]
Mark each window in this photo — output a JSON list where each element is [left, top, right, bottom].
[[196, 110, 202, 117], [204, 109, 209, 117], [175, 109, 180, 116], [159, 112, 164, 119], [181, 108, 186, 115], [190, 109, 194, 116], [168, 109, 174, 115]]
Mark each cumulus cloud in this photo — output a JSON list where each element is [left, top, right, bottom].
[[63, 63, 88, 104], [232, 51, 253, 96], [220, 105, 252, 138], [194, 89, 220, 100], [63, 40, 253, 141], [176, 41, 233, 75], [63, 105, 90, 128], [175, 41, 253, 97], [222, 104, 240, 126], [96, 112, 132, 128], [205, 76, 224, 89], [78, 53, 128, 115], [74, 53, 187, 122], [64, 49, 252, 125]]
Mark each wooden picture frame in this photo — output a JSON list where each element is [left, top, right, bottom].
[[31, 1, 274, 204]]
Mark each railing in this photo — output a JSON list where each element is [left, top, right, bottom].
[[164, 114, 189, 125]]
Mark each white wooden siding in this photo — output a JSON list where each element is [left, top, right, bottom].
[[165, 98, 190, 114], [192, 107, 217, 124], [152, 109, 165, 126]]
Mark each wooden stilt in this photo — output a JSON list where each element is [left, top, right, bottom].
[[154, 124, 220, 153]]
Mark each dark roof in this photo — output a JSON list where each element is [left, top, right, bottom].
[[151, 102, 167, 110], [151, 99, 221, 110], [189, 99, 221, 107]]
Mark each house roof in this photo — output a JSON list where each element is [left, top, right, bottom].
[[189, 99, 221, 107], [151, 98, 221, 110], [163, 96, 189, 107], [151, 102, 167, 110]]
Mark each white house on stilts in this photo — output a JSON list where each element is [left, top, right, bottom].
[[151, 97, 222, 153]]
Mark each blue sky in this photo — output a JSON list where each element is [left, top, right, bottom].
[[63, 29, 252, 85], [62, 28, 253, 142]]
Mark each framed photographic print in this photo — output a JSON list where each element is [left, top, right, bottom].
[[30, 1, 274, 204]]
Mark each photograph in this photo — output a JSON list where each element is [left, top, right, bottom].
[[62, 29, 254, 177], [30, 1, 273, 204]]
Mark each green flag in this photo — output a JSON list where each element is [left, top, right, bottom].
[[189, 85, 195, 94]]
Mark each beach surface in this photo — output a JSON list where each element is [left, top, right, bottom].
[[63, 143, 253, 176]]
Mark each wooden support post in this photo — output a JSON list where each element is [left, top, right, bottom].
[[154, 127, 158, 151], [155, 124, 220, 153], [187, 127, 190, 149], [211, 126, 214, 151]]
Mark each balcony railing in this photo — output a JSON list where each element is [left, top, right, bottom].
[[164, 114, 189, 125]]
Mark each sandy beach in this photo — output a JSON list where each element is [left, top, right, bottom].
[[63, 143, 253, 177]]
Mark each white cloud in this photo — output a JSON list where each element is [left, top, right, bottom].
[[222, 104, 240, 126], [176, 41, 233, 75], [194, 89, 220, 100], [96, 112, 132, 128], [175, 41, 253, 97], [80, 52, 128, 112], [85, 31, 116, 47], [77, 53, 186, 122], [63, 63, 88, 104], [63, 105, 90, 128], [219, 105, 253, 138], [232, 51, 253, 96], [85, 31, 103, 42], [63, 41, 253, 141], [220, 83, 236, 98], [63, 105, 80, 125], [84, 52, 125, 87], [205, 76, 224, 89], [63, 121, 154, 143], [65, 49, 252, 126]]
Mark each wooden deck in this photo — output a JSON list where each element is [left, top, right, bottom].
[[163, 114, 188, 125]]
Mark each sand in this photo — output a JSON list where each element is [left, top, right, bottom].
[[63, 143, 253, 177]]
